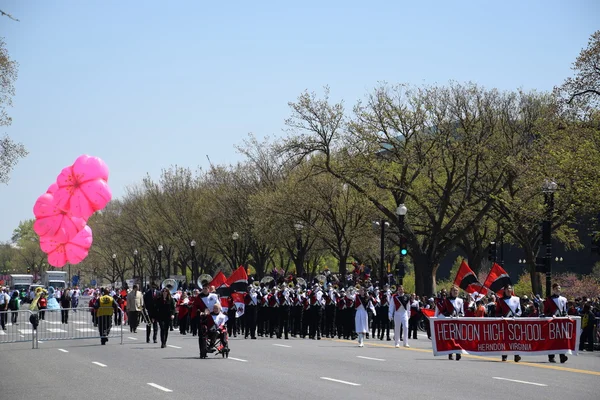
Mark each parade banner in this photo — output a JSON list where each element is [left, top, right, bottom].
[[430, 317, 581, 356]]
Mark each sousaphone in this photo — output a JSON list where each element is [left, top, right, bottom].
[[315, 274, 326, 285], [197, 274, 212, 289], [260, 276, 274, 287], [161, 279, 177, 295], [296, 277, 307, 289]]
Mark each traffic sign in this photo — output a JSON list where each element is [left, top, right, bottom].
[[72, 275, 79, 285], [91, 279, 97, 286]]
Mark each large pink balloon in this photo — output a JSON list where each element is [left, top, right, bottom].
[[33, 192, 87, 239], [40, 225, 93, 267], [54, 155, 112, 219]]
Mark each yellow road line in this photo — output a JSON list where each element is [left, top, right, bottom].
[[328, 339, 600, 376]]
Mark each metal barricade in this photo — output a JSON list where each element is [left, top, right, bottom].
[[32, 307, 123, 348], [0, 309, 36, 348]]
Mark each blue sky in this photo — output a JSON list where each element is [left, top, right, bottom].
[[0, 0, 598, 242]]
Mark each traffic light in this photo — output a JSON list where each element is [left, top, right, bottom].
[[400, 236, 408, 257], [27, 267, 31, 274], [487, 242, 497, 261]]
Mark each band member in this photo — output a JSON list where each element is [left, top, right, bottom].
[[389, 285, 411, 348], [543, 283, 568, 363], [408, 293, 420, 340], [277, 286, 292, 339], [496, 284, 522, 362], [434, 287, 464, 360], [244, 286, 258, 339], [378, 285, 392, 341], [194, 285, 220, 357], [267, 287, 279, 338], [355, 287, 375, 347], [143, 283, 160, 343], [176, 292, 190, 335], [308, 284, 324, 340], [323, 284, 336, 338]]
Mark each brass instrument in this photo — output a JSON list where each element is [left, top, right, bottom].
[[390, 285, 397, 292], [260, 276, 274, 288], [161, 279, 177, 295], [252, 281, 260, 288], [288, 282, 294, 288], [296, 278, 307, 289], [315, 274, 326, 285], [197, 274, 212, 289]]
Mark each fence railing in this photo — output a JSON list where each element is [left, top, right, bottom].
[[0, 309, 36, 348], [1, 306, 123, 349]]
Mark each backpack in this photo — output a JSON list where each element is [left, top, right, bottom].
[[9, 297, 18, 310]]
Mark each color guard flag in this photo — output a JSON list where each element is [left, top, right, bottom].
[[453, 260, 487, 295], [226, 266, 249, 293], [209, 271, 228, 289], [482, 263, 512, 296], [231, 292, 245, 318]]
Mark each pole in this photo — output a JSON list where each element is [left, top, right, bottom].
[[380, 219, 385, 286], [158, 251, 163, 281], [398, 214, 405, 286], [191, 245, 196, 286], [68, 264, 71, 287], [112, 258, 116, 288], [544, 192, 554, 298], [499, 232, 504, 267], [233, 240, 237, 269]]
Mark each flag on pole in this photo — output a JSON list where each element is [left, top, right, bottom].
[[231, 292, 245, 318], [453, 260, 487, 295], [226, 266, 248, 293], [482, 263, 512, 296]]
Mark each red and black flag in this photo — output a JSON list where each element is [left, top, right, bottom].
[[226, 266, 248, 293], [209, 271, 230, 297], [453, 260, 487, 295], [482, 263, 512, 296]]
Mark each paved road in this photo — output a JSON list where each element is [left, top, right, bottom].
[[1, 319, 598, 400]]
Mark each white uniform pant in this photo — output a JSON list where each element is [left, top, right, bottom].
[[393, 311, 409, 346]]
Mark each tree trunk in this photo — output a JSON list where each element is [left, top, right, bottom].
[[338, 255, 347, 281], [414, 254, 438, 296]]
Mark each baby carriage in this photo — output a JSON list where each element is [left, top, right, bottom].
[[199, 313, 230, 359]]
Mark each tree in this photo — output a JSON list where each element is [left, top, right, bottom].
[[0, 37, 27, 184], [559, 30, 600, 107]]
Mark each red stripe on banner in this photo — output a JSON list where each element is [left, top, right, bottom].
[[430, 317, 581, 356]]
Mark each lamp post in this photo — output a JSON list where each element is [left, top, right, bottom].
[[232, 232, 239, 269], [542, 179, 557, 298], [396, 204, 408, 285], [112, 253, 116, 288], [294, 222, 304, 277], [374, 220, 390, 287], [158, 245, 164, 281], [190, 240, 197, 285], [133, 249, 138, 286]]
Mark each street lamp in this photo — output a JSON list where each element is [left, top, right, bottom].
[[373, 220, 390, 287], [232, 232, 239, 268], [133, 249, 138, 286], [396, 204, 408, 285], [542, 179, 557, 297], [112, 253, 117, 288], [294, 223, 304, 277], [158, 245, 164, 280], [190, 240, 197, 285]]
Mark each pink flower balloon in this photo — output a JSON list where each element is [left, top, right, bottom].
[[33, 192, 87, 239], [54, 155, 112, 219], [40, 225, 93, 267]]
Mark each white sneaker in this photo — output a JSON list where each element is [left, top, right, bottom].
[[395, 344, 400, 348], [358, 343, 364, 347], [404, 344, 410, 348]]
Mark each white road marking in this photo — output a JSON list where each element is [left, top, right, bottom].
[[147, 383, 173, 392], [20, 335, 25, 338], [357, 356, 385, 361], [76, 328, 96, 332], [320, 377, 361, 386], [127, 337, 138, 340], [272, 344, 291, 348], [229, 357, 248, 362], [493, 377, 547, 387], [47, 328, 67, 333], [92, 362, 107, 368], [19, 329, 34, 334], [58, 349, 69, 353], [167, 345, 181, 349]]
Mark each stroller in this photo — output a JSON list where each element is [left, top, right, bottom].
[[199, 314, 230, 359]]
